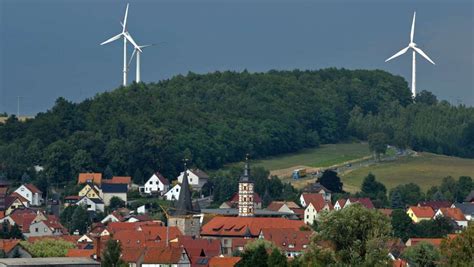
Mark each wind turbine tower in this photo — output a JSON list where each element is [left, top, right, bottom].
[[385, 12, 435, 98], [128, 44, 156, 83]]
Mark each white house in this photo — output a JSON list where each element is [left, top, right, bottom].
[[100, 184, 128, 206], [140, 172, 170, 195], [77, 196, 105, 213], [434, 208, 468, 228], [304, 201, 333, 225], [14, 184, 43, 206], [164, 184, 181, 201], [177, 169, 209, 190]]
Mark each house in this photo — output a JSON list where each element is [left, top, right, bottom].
[[302, 182, 332, 202], [266, 201, 299, 213], [103, 176, 132, 189], [14, 184, 43, 206], [76, 196, 105, 213], [100, 184, 128, 206], [258, 228, 313, 258], [451, 202, 474, 221], [24, 215, 66, 238], [434, 208, 468, 228], [200, 216, 305, 255], [304, 195, 333, 225], [418, 201, 452, 211], [142, 247, 190, 267], [300, 193, 331, 208], [78, 183, 102, 200], [140, 172, 169, 195], [0, 239, 31, 258], [78, 173, 102, 186], [4, 196, 26, 216], [177, 169, 209, 190], [378, 208, 393, 217], [177, 236, 221, 266], [334, 199, 347, 210], [164, 184, 181, 201], [1, 209, 47, 234], [333, 198, 374, 210], [407, 206, 435, 223], [405, 238, 443, 247], [9, 192, 29, 208]]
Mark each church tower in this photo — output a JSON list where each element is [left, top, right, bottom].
[[238, 155, 255, 217]]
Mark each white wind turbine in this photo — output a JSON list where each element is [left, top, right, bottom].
[[385, 12, 435, 98], [128, 44, 156, 83], [100, 3, 142, 86]]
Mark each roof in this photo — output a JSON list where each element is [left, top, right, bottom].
[[0, 257, 100, 266], [0, 239, 21, 253], [408, 206, 435, 218], [114, 230, 147, 248], [378, 208, 393, 217], [406, 238, 443, 247], [66, 249, 95, 258], [4, 196, 24, 209], [141, 225, 182, 241], [100, 183, 127, 193], [9, 192, 29, 203], [393, 259, 409, 267], [191, 169, 209, 179], [9, 209, 38, 232], [260, 228, 313, 252], [209, 256, 241, 267], [230, 192, 262, 204], [82, 183, 101, 196], [142, 247, 187, 264], [78, 173, 102, 185], [64, 195, 82, 201], [302, 182, 332, 194], [173, 167, 197, 216], [153, 172, 170, 185], [305, 194, 333, 212], [24, 184, 42, 194], [177, 236, 221, 260], [102, 176, 132, 185], [348, 198, 375, 209], [438, 208, 466, 221], [418, 201, 452, 210], [452, 202, 474, 215], [267, 201, 300, 211], [201, 217, 305, 237], [121, 247, 145, 263]]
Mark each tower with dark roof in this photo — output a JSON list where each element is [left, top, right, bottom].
[[173, 160, 195, 216], [238, 155, 255, 217]]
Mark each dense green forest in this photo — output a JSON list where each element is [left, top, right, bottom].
[[0, 69, 472, 186]]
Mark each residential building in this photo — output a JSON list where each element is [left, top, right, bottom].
[[177, 168, 209, 190], [78, 173, 102, 186], [14, 184, 43, 206], [24, 215, 66, 238], [300, 193, 330, 208], [4, 196, 26, 216], [258, 228, 313, 258], [100, 184, 128, 206], [302, 182, 332, 202], [304, 195, 333, 225], [78, 184, 102, 200], [76, 197, 105, 213], [142, 247, 191, 267], [405, 238, 443, 247], [209, 257, 241, 267], [140, 172, 169, 195], [407, 206, 435, 223], [102, 176, 132, 190], [0, 239, 31, 258], [333, 198, 374, 210], [434, 208, 468, 228], [266, 201, 299, 213], [0, 257, 100, 266], [164, 184, 181, 201], [418, 201, 452, 211], [451, 202, 474, 221]]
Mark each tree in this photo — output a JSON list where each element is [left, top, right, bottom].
[[236, 240, 272, 267], [413, 216, 454, 238], [454, 176, 473, 202], [368, 132, 388, 161], [101, 239, 125, 267], [319, 170, 343, 193], [390, 190, 404, 209], [108, 196, 126, 211], [70, 205, 90, 234], [401, 242, 440, 267], [267, 248, 288, 267], [21, 172, 31, 184], [104, 165, 114, 180], [389, 183, 424, 207], [10, 224, 23, 239], [440, 224, 474, 266], [20, 239, 75, 257], [415, 90, 438, 106], [439, 176, 457, 202], [391, 209, 414, 242], [316, 204, 392, 265], [360, 173, 387, 208]]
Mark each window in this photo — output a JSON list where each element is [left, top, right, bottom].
[[35, 228, 38, 232], [149, 181, 152, 184], [44, 228, 47, 232]]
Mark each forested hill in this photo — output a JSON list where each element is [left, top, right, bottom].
[[0, 69, 472, 184]]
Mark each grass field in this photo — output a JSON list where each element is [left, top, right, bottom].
[[253, 143, 370, 171], [341, 152, 474, 193]]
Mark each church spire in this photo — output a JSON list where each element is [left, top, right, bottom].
[[238, 154, 255, 217], [173, 158, 194, 216], [240, 154, 251, 182]]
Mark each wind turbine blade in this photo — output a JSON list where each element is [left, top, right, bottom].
[[124, 32, 142, 52], [123, 3, 129, 31], [385, 46, 409, 62], [100, 33, 123, 45], [411, 12, 416, 43], [128, 49, 137, 67], [413, 46, 435, 65]]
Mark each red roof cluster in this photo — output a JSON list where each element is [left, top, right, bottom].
[[438, 208, 466, 221], [409, 206, 435, 218], [260, 228, 313, 252]]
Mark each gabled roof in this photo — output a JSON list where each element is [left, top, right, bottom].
[[452, 202, 474, 216], [9, 209, 38, 232], [0, 239, 21, 253], [114, 230, 147, 248], [418, 201, 452, 210], [438, 208, 466, 221], [408, 206, 435, 218], [82, 183, 101, 196], [201, 217, 305, 237], [103, 176, 132, 185], [9, 192, 29, 203], [121, 247, 145, 263], [78, 173, 102, 185], [101, 183, 128, 193], [302, 193, 325, 206], [335, 199, 347, 208], [4, 196, 24, 209], [302, 182, 332, 194], [24, 184, 42, 194], [307, 198, 333, 212], [209, 256, 241, 267], [141, 225, 182, 241], [191, 169, 209, 179], [348, 198, 375, 209], [152, 172, 170, 185], [143, 247, 187, 264], [177, 236, 221, 260], [260, 228, 313, 252], [267, 201, 300, 211]]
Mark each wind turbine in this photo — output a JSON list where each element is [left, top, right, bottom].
[[128, 44, 157, 83], [100, 3, 142, 86], [385, 12, 435, 98]]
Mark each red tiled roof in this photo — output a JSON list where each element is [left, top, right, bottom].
[[393, 259, 409, 267], [302, 193, 325, 206], [348, 198, 375, 209], [335, 199, 347, 208], [409, 206, 435, 218], [78, 173, 102, 185], [141, 225, 182, 241], [66, 249, 95, 258], [0, 239, 21, 253], [201, 217, 305, 237], [209, 256, 241, 267], [267, 201, 300, 212], [177, 236, 221, 260], [438, 208, 466, 221], [24, 184, 42, 194], [9, 209, 38, 232], [378, 209, 393, 217], [418, 201, 452, 210], [406, 238, 443, 247], [143, 247, 187, 264], [114, 230, 147, 248], [121, 247, 145, 263], [4, 196, 24, 209], [106, 221, 160, 233], [307, 195, 333, 212], [9, 192, 29, 203], [103, 176, 132, 185], [260, 228, 313, 252]]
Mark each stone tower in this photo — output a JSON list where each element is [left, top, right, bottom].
[[238, 155, 255, 217]]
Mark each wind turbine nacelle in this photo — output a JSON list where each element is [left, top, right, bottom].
[[409, 42, 417, 48]]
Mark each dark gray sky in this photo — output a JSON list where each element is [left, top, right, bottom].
[[1, 0, 473, 115]]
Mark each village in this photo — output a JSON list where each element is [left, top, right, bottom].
[[0, 157, 472, 267]]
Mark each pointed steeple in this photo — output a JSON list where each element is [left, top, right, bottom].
[[174, 159, 194, 216], [240, 154, 251, 182]]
